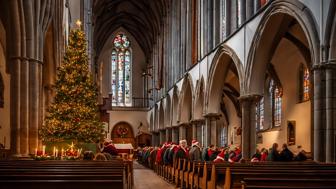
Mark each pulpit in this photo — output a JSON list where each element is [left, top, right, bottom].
[[114, 143, 134, 160]]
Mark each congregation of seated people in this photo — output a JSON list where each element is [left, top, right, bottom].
[[137, 140, 308, 165]]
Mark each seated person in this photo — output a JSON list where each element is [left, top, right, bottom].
[[83, 151, 94, 160], [294, 145, 307, 161], [280, 143, 294, 161], [95, 153, 107, 161], [102, 139, 118, 156]]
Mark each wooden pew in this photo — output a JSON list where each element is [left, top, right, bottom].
[[241, 178, 336, 189], [191, 161, 205, 189], [0, 160, 130, 189], [206, 162, 336, 189]]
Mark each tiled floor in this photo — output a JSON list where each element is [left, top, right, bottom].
[[133, 162, 175, 189]]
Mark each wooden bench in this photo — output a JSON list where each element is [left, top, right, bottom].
[[0, 160, 130, 189], [206, 162, 336, 189], [241, 178, 336, 189]]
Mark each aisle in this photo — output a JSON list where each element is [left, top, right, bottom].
[[133, 161, 175, 189]]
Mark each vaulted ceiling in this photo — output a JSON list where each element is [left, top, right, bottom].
[[93, 0, 167, 61]]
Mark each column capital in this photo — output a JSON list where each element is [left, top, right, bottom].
[[203, 113, 221, 120], [190, 119, 205, 124], [238, 94, 262, 103], [10, 56, 43, 64], [178, 122, 191, 127]]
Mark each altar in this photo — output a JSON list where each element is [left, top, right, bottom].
[[114, 143, 134, 160]]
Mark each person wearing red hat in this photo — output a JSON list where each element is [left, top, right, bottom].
[[214, 149, 225, 163], [189, 139, 201, 161]]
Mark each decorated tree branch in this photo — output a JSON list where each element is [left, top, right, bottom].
[[39, 26, 104, 143]]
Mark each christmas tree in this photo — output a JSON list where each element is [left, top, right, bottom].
[[39, 26, 104, 143]]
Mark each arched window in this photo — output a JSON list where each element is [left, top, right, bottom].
[[256, 97, 264, 131], [298, 64, 310, 102], [111, 33, 131, 106], [270, 79, 282, 127]]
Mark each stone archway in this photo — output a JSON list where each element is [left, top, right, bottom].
[[177, 75, 193, 144], [193, 76, 205, 146], [111, 122, 135, 147], [245, 0, 319, 160], [205, 45, 243, 148]]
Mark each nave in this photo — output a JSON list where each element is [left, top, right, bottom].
[[133, 161, 174, 189]]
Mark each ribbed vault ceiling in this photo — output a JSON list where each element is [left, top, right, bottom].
[[93, 0, 167, 60]]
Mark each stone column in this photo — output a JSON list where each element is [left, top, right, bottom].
[[179, 123, 186, 140], [151, 134, 156, 146], [239, 94, 261, 159], [165, 128, 170, 142], [224, 0, 231, 37], [205, 117, 211, 147], [245, 0, 253, 20], [326, 64, 336, 162], [191, 120, 197, 140], [159, 131, 163, 144], [8, 0, 22, 157], [313, 66, 326, 162], [253, 0, 261, 13], [204, 113, 221, 147], [172, 127, 178, 144], [239, 0, 246, 25], [9, 0, 54, 158]]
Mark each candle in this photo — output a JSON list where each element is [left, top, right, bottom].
[[56, 149, 58, 157], [42, 145, 46, 156], [53, 146, 56, 157], [35, 148, 37, 156]]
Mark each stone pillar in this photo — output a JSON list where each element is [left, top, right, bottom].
[[20, 59, 29, 157], [10, 57, 21, 157], [204, 114, 221, 147], [224, 0, 231, 37], [210, 118, 217, 146], [239, 0, 246, 25], [239, 94, 261, 159], [151, 134, 156, 146], [253, 0, 261, 13], [172, 127, 178, 144], [313, 66, 326, 162], [8, 0, 54, 158], [191, 121, 197, 140], [29, 60, 41, 154], [159, 131, 163, 144], [326, 64, 336, 162], [245, 0, 253, 20], [179, 124, 186, 140], [165, 128, 170, 142], [205, 118, 211, 147]]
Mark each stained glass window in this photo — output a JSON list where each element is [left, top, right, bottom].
[[256, 97, 264, 131], [303, 67, 310, 101], [270, 79, 282, 127], [111, 33, 131, 106]]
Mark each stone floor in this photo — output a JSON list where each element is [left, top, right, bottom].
[[133, 161, 175, 189]]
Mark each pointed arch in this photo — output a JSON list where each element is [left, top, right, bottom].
[[194, 76, 205, 119], [178, 74, 194, 123], [245, 0, 319, 94], [205, 44, 243, 114]]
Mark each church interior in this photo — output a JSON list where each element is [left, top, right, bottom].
[[0, 0, 336, 188]]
